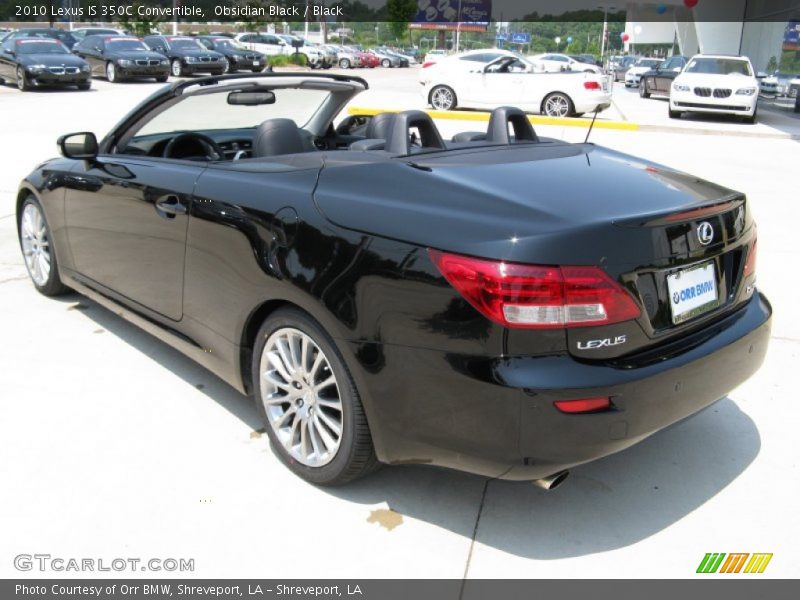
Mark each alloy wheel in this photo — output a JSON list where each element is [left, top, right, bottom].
[[259, 327, 344, 468], [106, 62, 116, 82], [16, 68, 27, 91], [431, 86, 455, 110], [20, 203, 50, 286], [544, 93, 571, 117], [171, 60, 182, 77], [223, 59, 231, 73]]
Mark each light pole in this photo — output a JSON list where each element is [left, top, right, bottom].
[[598, 4, 616, 63], [454, 0, 463, 53]]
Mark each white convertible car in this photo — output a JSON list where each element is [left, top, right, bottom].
[[420, 54, 612, 117]]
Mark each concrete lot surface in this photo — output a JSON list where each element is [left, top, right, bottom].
[[0, 68, 798, 580]]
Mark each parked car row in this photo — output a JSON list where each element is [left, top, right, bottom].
[[0, 27, 427, 91], [621, 52, 760, 124]]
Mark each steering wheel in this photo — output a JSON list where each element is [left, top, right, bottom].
[[162, 132, 224, 161]]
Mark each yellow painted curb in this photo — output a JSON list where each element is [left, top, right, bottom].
[[347, 106, 639, 132]]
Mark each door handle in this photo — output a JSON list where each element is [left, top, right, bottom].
[[155, 195, 187, 218]]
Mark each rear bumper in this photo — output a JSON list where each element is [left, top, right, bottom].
[[350, 291, 771, 480]]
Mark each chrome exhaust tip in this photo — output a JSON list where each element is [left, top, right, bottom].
[[531, 470, 569, 490]]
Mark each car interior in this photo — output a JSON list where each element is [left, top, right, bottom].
[[113, 76, 549, 164]]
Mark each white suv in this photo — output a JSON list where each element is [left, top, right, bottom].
[[669, 54, 759, 123]]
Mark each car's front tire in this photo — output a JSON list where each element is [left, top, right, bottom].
[[429, 85, 456, 110], [639, 80, 650, 98], [16, 67, 30, 91], [171, 59, 183, 77], [381, 58, 391, 68], [542, 92, 574, 117], [155, 75, 168, 83], [252, 308, 378, 486], [106, 61, 118, 82], [339, 58, 350, 69], [18, 196, 70, 296]]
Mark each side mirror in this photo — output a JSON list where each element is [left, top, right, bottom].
[[58, 132, 98, 160], [6, 49, 15, 57]]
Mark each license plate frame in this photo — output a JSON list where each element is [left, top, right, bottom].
[[667, 261, 719, 325]]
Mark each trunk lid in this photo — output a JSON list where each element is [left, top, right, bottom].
[[315, 143, 756, 358]]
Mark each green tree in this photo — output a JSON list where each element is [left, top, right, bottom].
[[386, 0, 416, 43]]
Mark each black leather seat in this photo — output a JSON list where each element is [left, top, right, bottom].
[[252, 118, 306, 157], [384, 110, 446, 155], [365, 112, 396, 140], [486, 106, 538, 144], [349, 113, 397, 152]]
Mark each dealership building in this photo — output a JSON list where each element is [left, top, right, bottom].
[[623, 0, 800, 73]]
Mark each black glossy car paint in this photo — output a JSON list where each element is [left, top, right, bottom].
[[196, 36, 265, 73], [73, 35, 169, 81], [17, 74, 771, 481], [0, 38, 90, 88], [143, 35, 225, 76]]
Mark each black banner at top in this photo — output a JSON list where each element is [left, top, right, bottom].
[[0, 0, 799, 23]]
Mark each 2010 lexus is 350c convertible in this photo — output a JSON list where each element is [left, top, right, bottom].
[[17, 73, 770, 488]]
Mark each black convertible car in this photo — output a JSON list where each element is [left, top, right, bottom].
[[16, 73, 770, 488]]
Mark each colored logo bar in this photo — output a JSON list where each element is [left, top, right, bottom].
[[697, 553, 773, 574]]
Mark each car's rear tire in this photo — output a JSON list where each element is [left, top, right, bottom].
[[542, 92, 574, 117], [669, 108, 682, 119], [171, 59, 183, 77], [339, 58, 350, 69], [18, 196, 70, 296], [639, 80, 650, 98], [381, 58, 391, 68], [16, 67, 30, 91], [223, 58, 232, 73], [252, 308, 378, 486], [429, 85, 456, 110]]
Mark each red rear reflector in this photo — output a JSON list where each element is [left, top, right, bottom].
[[428, 249, 640, 329], [663, 200, 739, 223], [743, 237, 757, 278], [583, 81, 601, 90], [554, 397, 611, 414], [422, 61, 434, 68]]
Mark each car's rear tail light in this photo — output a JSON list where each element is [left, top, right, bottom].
[[583, 81, 601, 90], [743, 236, 757, 278], [428, 249, 640, 329], [554, 397, 612, 414], [421, 61, 434, 68]]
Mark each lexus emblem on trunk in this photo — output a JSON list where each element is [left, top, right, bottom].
[[697, 222, 714, 246]]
